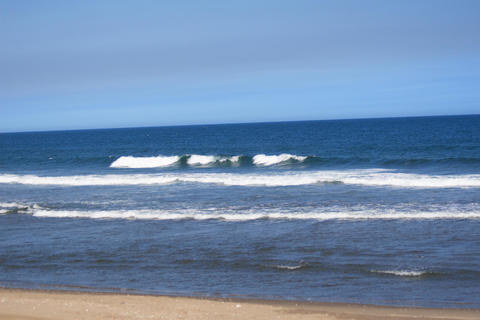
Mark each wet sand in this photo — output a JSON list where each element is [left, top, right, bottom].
[[0, 288, 479, 320]]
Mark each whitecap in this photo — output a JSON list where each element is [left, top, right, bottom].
[[0, 202, 26, 208], [253, 154, 307, 166], [110, 155, 180, 168], [187, 155, 217, 166], [373, 270, 427, 277], [26, 207, 480, 221]]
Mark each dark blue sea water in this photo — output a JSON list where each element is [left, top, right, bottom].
[[1, 115, 480, 307]]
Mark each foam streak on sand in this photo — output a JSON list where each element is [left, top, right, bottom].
[[1, 170, 480, 188]]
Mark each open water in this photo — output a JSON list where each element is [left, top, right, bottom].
[[1, 115, 479, 307]]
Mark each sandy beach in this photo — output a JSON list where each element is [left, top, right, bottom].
[[0, 288, 478, 320]]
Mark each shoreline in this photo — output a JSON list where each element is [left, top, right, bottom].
[[2, 283, 477, 309], [1, 288, 479, 320]]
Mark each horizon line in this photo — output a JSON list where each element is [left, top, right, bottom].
[[2, 113, 479, 134]]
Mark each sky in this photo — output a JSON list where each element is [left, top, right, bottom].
[[1, 0, 479, 132]]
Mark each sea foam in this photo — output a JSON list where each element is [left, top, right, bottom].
[[110, 155, 180, 168], [110, 154, 306, 168], [110, 154, 242, 168], [186, 155, 241, 166], [373, 270, 428, 277], [187, 155, 217, 166], [27, 207, 480, 221], [5, 199, 480, 220], [252, 154, 307, 166], [1, 170, 480, 188], [0, 202, 27, 208]]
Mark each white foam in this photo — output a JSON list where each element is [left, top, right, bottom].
[[0, 172, 317, 187], [187, 155, 241, 166], [220, 156, 240, 163], [188, 155, 215, 165], [0, 174, 179, 186], [110, 154, 242, 168], [274, 264, 305, 270], [0, 202, 36, 214], [343, 172, 480, 188], [253, 154, 307, 166], [0, 202, 26, 208], [110, 155, 180, 168], [1, 169, 480, 188], [184, 173, 320, 186], [373, 270, 427, 277], [29, 208, 480, 221]]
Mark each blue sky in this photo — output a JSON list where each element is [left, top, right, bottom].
[[1, 0, 479, 132]]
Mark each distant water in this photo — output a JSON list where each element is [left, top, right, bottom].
[[1, 115, 480, 308]]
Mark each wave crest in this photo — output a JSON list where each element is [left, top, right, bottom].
[[252, 154, 307, 166], [109, 154, 308, 168], [372, 270, 429, 277], [110, 156, 180, 168], [186, 155, 240, 166]]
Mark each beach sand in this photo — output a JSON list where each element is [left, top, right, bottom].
[[0, 288, 479, 320]]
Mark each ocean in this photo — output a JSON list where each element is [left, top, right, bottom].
[[1, 115, 479, 308]]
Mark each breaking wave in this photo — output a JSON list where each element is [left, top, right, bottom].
[[109, 154, 480, 169], [1, 169, 480, 188], [271, 261, 308, 270], [110, 155, 181, 168], [4, 202, 480, 221], [110, 154, 244, 168], [0, 202, 40, 215], [252, 154, 307, 166], [110, 154, 306, 168], [372, 270, 430, 277], [30, 210, 480, 220]]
